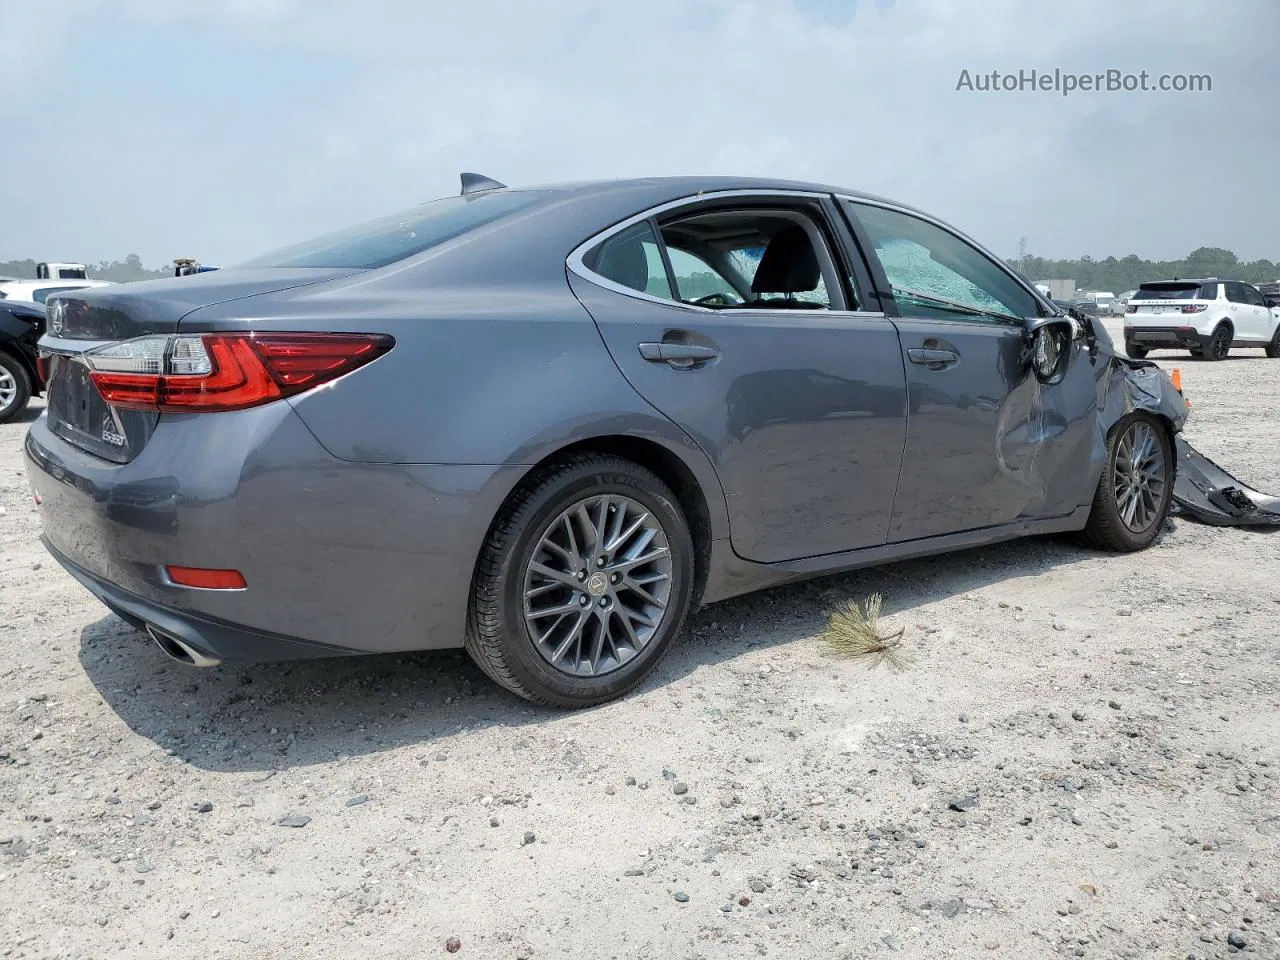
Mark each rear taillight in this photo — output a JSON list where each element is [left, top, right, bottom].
[[83, 333, 393, 412], [1180, 304, 1207, 314]]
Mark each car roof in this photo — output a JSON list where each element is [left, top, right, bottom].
[[479, 175, 928, 216]]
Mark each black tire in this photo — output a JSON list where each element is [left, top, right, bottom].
[[1080, 412, 1174, 553], [466, 454, 695, 708], [0, 351, 32, 424], [1205, 322, 1232, 361], [1188, 346, 1204, 358], [1265, 323, 1280, 359], [1124, 342, 1149, 359]]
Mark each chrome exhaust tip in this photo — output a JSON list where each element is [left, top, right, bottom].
[[145, 625, 221, 668]]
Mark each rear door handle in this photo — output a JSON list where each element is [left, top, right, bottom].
[[638, 342, 719, 366], [908, 347, 959, 366]]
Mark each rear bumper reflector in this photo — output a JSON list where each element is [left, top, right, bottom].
[[164, 566, 247, 590]]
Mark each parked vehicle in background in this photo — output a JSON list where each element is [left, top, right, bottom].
[[0, 278, 113, 304], [1113, 290, 1137, 316], [36, 262, 89, 281], [1124, 279, 1280, 360], [26, 173, 1188, 707], [1067, 296, 1104, 317], [0, 298, 45, 422], [1091, 291, 1115, 315]]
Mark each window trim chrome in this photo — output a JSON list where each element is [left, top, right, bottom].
[[566, 188, 886, 319], [834, 194, 1058, 318]]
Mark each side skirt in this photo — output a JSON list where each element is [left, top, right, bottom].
[[699, 506, 1092, 605]]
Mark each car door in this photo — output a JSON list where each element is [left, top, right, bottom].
[[567, 194, 909, 564], [840, 198, 1097, 542], [1238, 283, 1271, 340]]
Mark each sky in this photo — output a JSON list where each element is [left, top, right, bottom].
[[2, 0, 1277, 268]]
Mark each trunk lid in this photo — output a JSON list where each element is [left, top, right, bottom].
[[41, 268, 357, 463]]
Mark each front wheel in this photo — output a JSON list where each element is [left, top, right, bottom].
[[0, 352, 32, 424], [466, 454, 695, 708], [1080, 413, 1174, 552], [1265, 323, 1280, 359]]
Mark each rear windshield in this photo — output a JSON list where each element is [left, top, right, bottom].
[[1135, 283, 1206, 300], [239, 191, 550, 270]]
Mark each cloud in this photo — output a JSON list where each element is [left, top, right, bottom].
[[1, 0, 1276, 265]]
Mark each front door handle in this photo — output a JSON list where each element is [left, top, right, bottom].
[[638, 342, 719, 367], [908, 347, 959, 366]]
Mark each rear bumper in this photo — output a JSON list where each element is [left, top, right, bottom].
[[44, 537, 352, 664], [1123, 325, 1209, 350], [24, 406, 527, 661]]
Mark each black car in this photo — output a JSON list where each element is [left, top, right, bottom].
[[0, 299, 46, 422]]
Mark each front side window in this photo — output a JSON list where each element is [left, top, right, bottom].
[[844, 200, 1037, 322], [239, 190, 550, 270], [1239, 284, 1265, 307]]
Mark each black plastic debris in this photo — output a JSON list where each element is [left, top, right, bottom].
[[1172, 436, 1280, 527]]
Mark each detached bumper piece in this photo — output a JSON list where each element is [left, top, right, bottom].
[[1172, 436, 1280, 527]]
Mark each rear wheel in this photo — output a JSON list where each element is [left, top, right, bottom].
[[0, 352, 32, 424], [466, 454, 695, 708], [1124, 342, 1148, 359], [1080, 413, 1174, 552], [1205, 322, 1232, 361]]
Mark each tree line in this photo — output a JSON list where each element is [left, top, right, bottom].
[[1013, 247, 1278, 293], [0, 255, 171, 283]]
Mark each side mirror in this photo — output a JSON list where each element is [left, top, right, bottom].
[[1024, 316, 1076, 384]]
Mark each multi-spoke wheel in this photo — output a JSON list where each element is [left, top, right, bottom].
[[1205, 322, 1232, 361], [1080, 412, 1174, 552], [523, 494, 673, 677], [0, 352, 32, 424], [466, 454, 694, 707]]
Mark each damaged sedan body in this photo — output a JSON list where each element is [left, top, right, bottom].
[[26, 175, 1196, 707]]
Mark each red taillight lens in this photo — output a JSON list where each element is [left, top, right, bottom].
[[85, 333, 393, 413], [1180, 304, 1207, 314], [165, 565, 247, 590]]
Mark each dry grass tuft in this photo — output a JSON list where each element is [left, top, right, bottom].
[[820, 593, 911, 671]]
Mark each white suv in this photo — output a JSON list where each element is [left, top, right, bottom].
[[1123, 278, 1280, 361]]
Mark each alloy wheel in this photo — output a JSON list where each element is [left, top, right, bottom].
[[1112, 421, 1167, 534], [522, 494, 673, 677], [0, 367, 16, 412], [1211, 326, 1231, 359]]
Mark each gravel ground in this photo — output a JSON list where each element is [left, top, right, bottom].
[[2, 323, 1278, 960]]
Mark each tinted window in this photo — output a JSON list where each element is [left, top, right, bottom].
[[57, 268, 87, 279], [1135, 283, 1202, 300], [1199, 282, 1218, 300], [239, 191, 550, 270], [33, 285, 86, 303], [585, 221, 674, 300], [1239, 284, 1265, 306], [846, 201, 1036, 321], [1225, 282, 1244, 303]]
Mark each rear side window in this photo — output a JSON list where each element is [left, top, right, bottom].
[[239, 191, 550, 270], [585, 221, 674, 300]]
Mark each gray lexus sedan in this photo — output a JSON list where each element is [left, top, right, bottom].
[[25, 174, 1187, 707]]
